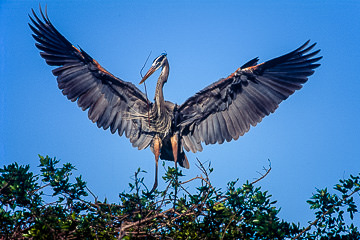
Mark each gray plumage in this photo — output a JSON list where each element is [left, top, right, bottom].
[[29, 7, 321, 191]]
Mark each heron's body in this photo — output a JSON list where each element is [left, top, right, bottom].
[[29, 7, 321, 191]]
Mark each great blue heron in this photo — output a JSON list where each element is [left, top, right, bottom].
[[29, 8, 321, 192]]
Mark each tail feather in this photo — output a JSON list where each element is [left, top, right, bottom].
[[159, 146, 190, 169]]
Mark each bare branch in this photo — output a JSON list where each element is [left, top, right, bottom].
[[251, 160, 272, 185]]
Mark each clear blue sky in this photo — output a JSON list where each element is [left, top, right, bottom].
[[1, 0, 360, 227]]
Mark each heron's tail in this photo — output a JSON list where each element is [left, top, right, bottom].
[[159, 146, 190, 169], [178, 151, 190, 169]]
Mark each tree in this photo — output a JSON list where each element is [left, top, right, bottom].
[[0, 155, 359, 239]]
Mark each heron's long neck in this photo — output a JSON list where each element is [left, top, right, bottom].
[[154, 60, 169, 114]]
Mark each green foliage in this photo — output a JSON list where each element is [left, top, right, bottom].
[[301, 174, 360, 240], [0, 156, 359, 239]]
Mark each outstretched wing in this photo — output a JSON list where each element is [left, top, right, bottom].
[[29, 8, 153, 150], [177, 41, 321, 153]]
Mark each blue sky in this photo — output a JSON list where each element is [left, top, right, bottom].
[[1, 0, 360, 227]]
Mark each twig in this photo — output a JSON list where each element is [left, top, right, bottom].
[[0, 182, 9, 193], [221, 214, 237, 240], [86, 185, 98, 202], [140, 51, 152, 127], [180, 176, 202, 185], [251, 160, 272, 185], [121, 208, 173, 231], [140, 51, 152, 78]]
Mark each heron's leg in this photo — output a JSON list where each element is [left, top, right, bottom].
[[170, 134, 178, 169], [150, 137, 161, 193], [150, 158, 158, 193], [170, 134, 179, 209]]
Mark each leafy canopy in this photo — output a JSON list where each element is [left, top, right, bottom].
[[0, 155, 359, 239]]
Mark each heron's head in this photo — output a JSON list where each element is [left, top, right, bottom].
[[139, 53, 168, 84]]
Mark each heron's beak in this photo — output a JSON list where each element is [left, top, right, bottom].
[[139, 66, 156, 84]]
